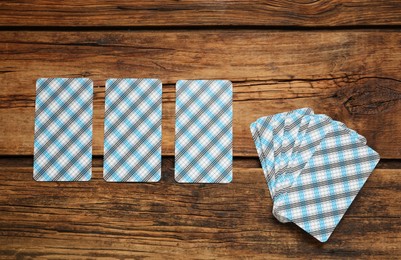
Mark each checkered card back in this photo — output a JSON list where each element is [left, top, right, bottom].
[[104, 79, 162, 182], [273, 129, 380, 242], [33, 78, 93, 181], [270, 113, 287, 196], [251, 116, 275, 185], [273, 114, 333, 200], [175, 80, 233, 183], [274, 108, 314, 193], [250, 116, 276, 198]]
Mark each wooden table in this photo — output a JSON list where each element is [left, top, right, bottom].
[[0, 1, 400, 259]]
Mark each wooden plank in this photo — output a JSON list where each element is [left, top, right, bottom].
[[0, 1, 401, 27], [0, 31, 401, 158], [0, 161, 399, 259]]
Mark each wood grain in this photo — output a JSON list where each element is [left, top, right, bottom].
[[0, 31, 400, 158], [0, 1, 400, 259], [0, 161, 399, 259], [0, 1, 401, 27]]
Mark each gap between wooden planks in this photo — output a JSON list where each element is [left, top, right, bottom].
[[0, 30, 400, 158], [0, 159, 400, 258], [0, 1, 401, 27]]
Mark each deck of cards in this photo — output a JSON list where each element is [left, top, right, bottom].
[[250, 108, 380, 242]]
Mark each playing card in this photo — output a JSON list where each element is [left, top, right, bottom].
[[33, 78, 93, 181], [273, 114, 332, 203], [273, 117, 368, 212], [251, 115, 276, 197], [272, 108, 314, 197], [103, 78, 162, 182], [274, 116, 368, 203], [251, 115, 274, 183], [271, 112, 313, 195], [273, 127, 379, 242], [252, 111, 288, 194], [175, 80, 233, 183]]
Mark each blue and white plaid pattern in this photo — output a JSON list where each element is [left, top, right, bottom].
[[175, 80, 233, 183], [274, 108, 314, 196], [104, 79, 162, 182], [250, 109, 313, 197], [33, 78, 93, 181], [272, 117, 366, 222], [251, 108, 380, 242], [273, 114, 333, 199], [251, 114, 277, 197], [274, 130, 379, 242]]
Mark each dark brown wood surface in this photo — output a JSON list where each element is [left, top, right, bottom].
[[0, 158, 400, 259], [1, 31, 401, 158], [0, 1, 400, 259], [1, 1, 401, 27]]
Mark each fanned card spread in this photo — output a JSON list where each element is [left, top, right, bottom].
[[175, 80, 233, 183], [250, 108, 380, 242], [34, 78, 93, 181]]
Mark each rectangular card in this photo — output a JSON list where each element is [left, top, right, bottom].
[[175, 80, 233, 183], [251, 112, 285, 196], [270, 112, 287, 196], [33, 78, 93, 181], [273, 116, 367, 220], [103, 78, 162, 182], [251, 116, 275, 189], [273, 126, 380, 242], [273, 108, 314, 198]]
